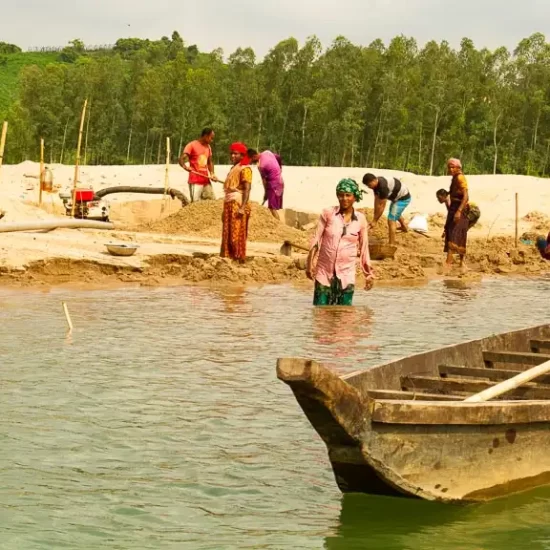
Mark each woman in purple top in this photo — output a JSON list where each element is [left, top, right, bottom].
[[248, 149, 284, 219]]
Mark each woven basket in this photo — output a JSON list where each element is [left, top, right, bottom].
[[369, 243, 397, 260]]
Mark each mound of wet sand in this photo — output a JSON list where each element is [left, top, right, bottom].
[[428, 212, 447, 228], [3, 230, 547, 289], [5, 254, 306, 287], [523, 211, 550, 232], [142, 200, 310, 246]]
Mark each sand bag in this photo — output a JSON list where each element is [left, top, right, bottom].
[[408, 214, 428, 233]]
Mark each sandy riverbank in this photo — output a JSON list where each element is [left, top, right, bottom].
[[0, 161, 549, 288]]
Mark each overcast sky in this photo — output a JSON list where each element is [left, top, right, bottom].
[[1, 0, 548, 57]]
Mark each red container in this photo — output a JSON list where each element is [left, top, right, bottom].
[[74, 189, 95, 202]]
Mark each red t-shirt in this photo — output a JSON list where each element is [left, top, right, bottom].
[[183, 140, 212, 185]]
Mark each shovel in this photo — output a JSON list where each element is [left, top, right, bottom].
[[188, 169, 224, 183], [280, 240, 309, 257]]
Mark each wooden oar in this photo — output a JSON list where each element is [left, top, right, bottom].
[[464, 359, 550, 402]]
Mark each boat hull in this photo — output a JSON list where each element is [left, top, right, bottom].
[[277, 325, 550, 504]]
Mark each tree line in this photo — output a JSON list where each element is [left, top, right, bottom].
[[3, 31, 550, 176]]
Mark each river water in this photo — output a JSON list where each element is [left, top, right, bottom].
[[1, 277, 550, 549]]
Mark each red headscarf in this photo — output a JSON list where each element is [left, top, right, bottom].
[[230, 142, 250, 165]]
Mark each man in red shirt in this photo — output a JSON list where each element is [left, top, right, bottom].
[[179, 128, 218, 202]]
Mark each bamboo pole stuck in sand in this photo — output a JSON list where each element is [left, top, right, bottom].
[[161, 137, 171, 214], [39, 138, 45, 205], [515, 192, 519, 248], [71, 99, 88, 217], [164, 137, 171, 194], [62, 301, 74, 333], [0, 121, 8, 181]]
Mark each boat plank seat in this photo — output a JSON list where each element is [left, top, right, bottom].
[[483, 350, 550, 368], [371, 400, 550, 425], [439, 365, 550, 386], [531, 339, 550, 353], [401, 375, 550, 400], [367, 389, 462, 402]]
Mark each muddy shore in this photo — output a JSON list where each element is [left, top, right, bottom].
[[0, 172, 548, 289], [1, 208, 548, 289]]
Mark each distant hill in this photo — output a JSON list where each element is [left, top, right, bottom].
[[0, 51, 61, 117]]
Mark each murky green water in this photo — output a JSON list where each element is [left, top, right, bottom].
[[2, 277, 550, 549]]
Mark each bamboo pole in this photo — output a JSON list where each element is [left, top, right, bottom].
[[515, 192, 519, 248], [62, 301, 74, 333], [84, 99, 91, 165], [465, 359, 550, 402], [164, 137, 171, 194], [39, 138, 45, 205], [71, 99, 88, 217], [0, 121, 8, 181], [161, 137, 171, 214]]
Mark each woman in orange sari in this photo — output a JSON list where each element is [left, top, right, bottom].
[[220, 143, 252, 263]]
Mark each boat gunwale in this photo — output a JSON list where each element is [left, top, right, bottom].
[[371, 398, 550, 424], [340, 322, 550, 382]]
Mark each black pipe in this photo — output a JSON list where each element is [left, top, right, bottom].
[[93, 186, 189, 206]]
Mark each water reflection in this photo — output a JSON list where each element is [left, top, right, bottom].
[[207, 285, 248, 314], [311, 306, 376, 371], [325, 489, 550, 550], [324, 494, 465, 550], [2, 279, 550, 549]]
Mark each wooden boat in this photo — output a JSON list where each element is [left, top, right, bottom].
[[277, 323, 550, 504]]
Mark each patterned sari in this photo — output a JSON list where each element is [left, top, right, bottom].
[[220, 164, 252, 261], [445, 173, 470, 255]]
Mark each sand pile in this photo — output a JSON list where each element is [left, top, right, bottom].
[[428, 213, 447, 228], [0, 196, 60, 222], [523, 211, 550, 232], [143, 200, 310, 245], [9, 254, 307, 287]]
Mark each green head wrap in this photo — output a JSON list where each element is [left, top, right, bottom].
[[336, 178, 363, 202]]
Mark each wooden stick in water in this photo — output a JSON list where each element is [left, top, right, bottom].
[[71, 99, 88, 217], [39, 138, 45, 205], [62, 301, 74, 333], [465, 359, 550, 402], [515, 192, 519, 248], [0, 121, 8, 181]]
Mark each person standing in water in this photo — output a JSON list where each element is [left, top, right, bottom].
[[179, 128, 218, 202], [362, 173, 411, 246], [306, 179, 374, 306], [443, 158, 470, 272], [247, 149, 284, 220]]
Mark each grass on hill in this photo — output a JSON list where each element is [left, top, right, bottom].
[[0, 52, 60, 118]]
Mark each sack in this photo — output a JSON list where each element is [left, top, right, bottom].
[[466, 204, 480, 227], [408, 214, 428, 233]]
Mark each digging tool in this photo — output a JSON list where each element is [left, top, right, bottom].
[[280, 240, 309, 257], [412, 229, 432, 238], [187, 169, 224, 183]]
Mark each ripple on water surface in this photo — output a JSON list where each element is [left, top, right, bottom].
[[1, 278, 550, 549]]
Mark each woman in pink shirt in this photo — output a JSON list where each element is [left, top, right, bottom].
[[248, 149, 284, 219], [306, 179, 374, 306]]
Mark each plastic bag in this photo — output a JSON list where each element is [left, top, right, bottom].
[[408, 214, 428, 233]]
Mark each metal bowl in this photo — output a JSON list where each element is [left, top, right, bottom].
[[105, 243, 139, 257]]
